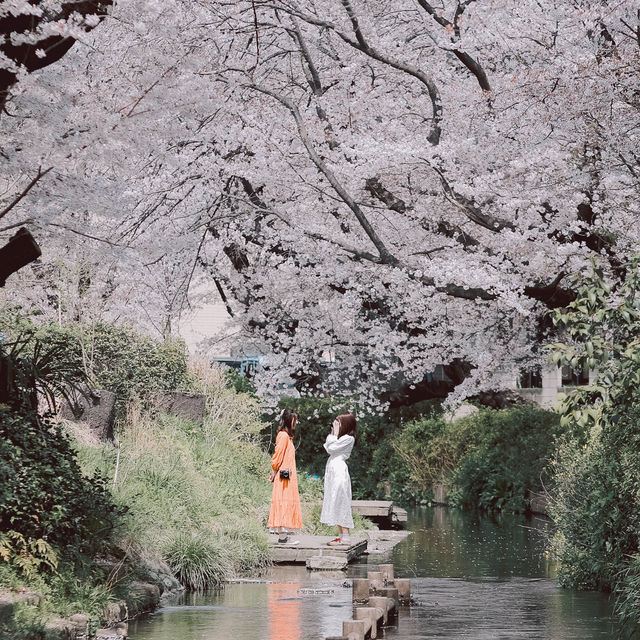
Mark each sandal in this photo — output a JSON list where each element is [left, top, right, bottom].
[[277, 536, 289, 543], [327, 537, 343, 546]]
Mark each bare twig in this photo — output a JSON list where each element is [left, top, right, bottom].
[[0, 166, 52, 221], [49, 223, 122, 246]]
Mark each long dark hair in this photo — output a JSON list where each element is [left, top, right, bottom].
[[336, 412, 356, 442], [278, 408, 298, 438]]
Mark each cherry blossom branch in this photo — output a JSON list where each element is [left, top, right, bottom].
[[287, 18, 323, 95], [250, 83, 399, 265], [339, 0, 442, 144], [49, 223, 122, 247], [0, 219, 34, 234], [429, 164, 515, 232], [0, 166, 52, 221], [260, 1, 442, 144], [214, 278, 235, 318], [416, 0, 491, 92], [306, 232, 380, 263]]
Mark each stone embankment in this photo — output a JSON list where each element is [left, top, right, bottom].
[[0, 557, 183, 639]]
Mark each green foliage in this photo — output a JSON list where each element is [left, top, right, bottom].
[[41, 322, 188, 406], [0, 333, 89, 414], [1, 314, 189, 409], [396, 406, 562, 513], [0, 531, 58, 577], [0, 408, 123, 568], [271, 396, 441, 501], [547, 259, 640, 629], [394, 415, 467, 496], [451, 407, 562, 512], [223, 368, 257, 396], [0, 602, 48, 640]]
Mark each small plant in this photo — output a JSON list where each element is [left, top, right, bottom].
[[0, 531, 58, 577], [0, 602, 48, 640]]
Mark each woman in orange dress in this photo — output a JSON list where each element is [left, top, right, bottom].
[[268, 408, 302, 543]]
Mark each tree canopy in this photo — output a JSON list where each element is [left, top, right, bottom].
[[1, 0, 639, 404]]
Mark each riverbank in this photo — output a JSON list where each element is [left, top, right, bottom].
[[127, 507, 617, 640], [0, 367, 386, 638]]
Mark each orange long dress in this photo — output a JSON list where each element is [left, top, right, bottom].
[[267, 431, 302, 530]]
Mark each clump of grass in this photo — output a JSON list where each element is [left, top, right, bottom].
[[164, 531, 232, 590], [217, 516, 272, 573]]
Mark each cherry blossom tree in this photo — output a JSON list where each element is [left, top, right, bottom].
[[1, 0, 638, 405]]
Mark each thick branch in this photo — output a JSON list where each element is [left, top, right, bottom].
[[416, 0, 491, 92], [214, 278, 235, 318], [288, 19, 323, 95], [339, 0, 442, 144], [0, 1, 112, 110], [265, 2, 442, 145], [431, 165, 515, 232], [365, 178, 408, 213], [251, 84, 398, 265]]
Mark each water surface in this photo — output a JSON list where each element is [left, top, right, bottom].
[[129, 507, 617, 639]]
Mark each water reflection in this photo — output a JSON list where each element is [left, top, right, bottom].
[[268, 582, 300, 640], [129, 508, 617, 640], [387, 506, 557, 579]]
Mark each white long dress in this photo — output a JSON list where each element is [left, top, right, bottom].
[[320, 433, 355, 528]]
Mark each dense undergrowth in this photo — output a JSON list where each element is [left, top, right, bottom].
[[546, 262, 640, 634], [394, 405, 563, 513]]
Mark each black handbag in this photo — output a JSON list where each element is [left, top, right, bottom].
[[279, 469, 290, 479]]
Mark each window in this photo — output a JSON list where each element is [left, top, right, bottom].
[[561, 361, 589, 386], [519, 366, 542, 389]]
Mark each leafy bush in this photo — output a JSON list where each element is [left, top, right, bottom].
[[547, 260, 640, 629], [451, 406, 562, 512], [0, 409, 123, 566], [1, 315, 189, 409], [395, 406, 562, 513]]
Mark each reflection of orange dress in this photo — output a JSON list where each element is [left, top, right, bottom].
[[268, 582, 300, 640], [268, 431, 302, 530]]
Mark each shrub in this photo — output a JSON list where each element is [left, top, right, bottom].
[[76, 383, 274, 587], [547, 259, 640, 629], [0, 409, 123, 566], [395, 406, 562, 513], [1, 316, 189, 409], [451, 406, 562, 512]]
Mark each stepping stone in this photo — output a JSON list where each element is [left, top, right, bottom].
[[306, 555, 348, 571]]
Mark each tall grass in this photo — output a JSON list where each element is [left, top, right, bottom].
[[75, 363, 274, 590]]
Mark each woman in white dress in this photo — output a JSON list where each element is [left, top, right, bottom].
[[320, 412, 356, 545]]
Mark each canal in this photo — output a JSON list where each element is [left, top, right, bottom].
[[129, 507, 617, 639]]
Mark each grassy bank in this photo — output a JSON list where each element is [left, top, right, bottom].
[[1, 361, 375, 638]]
